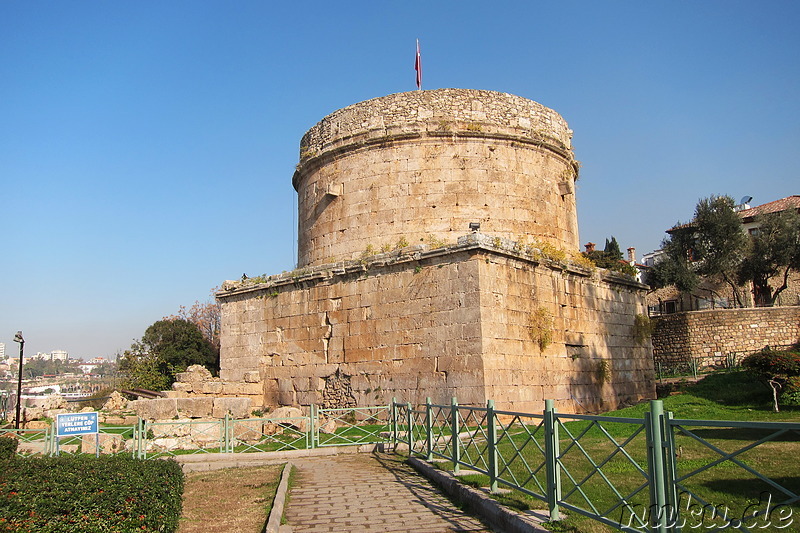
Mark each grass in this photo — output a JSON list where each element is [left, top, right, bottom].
[[420, 371, 800, 533], [178, 464, 283, 533]]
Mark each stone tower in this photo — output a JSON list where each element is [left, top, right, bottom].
[[294, 89, 579, 268], [215, 89, 655, 413]]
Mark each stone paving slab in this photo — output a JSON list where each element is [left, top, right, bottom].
[[282, 453, 493, 532]]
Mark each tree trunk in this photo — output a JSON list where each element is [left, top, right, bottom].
[[769, 379, 781, 412]]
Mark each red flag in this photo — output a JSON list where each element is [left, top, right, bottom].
[[415, 39, 422, 90]]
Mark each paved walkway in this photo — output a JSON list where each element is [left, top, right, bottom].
[[281, 453, 494, 532]]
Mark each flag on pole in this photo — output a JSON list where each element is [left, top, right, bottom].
[[415, 39, 422, 90]]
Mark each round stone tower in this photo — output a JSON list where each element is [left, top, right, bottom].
[[293, 89, 580, 268]]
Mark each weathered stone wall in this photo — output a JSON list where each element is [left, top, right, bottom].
[[479, 250, 654, 412], [652, 306, 800, 364], [217, 235, 655, 413], [293, 89, 579, 268], [221, 243, 486, 408]]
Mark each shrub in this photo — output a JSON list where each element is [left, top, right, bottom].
[[742, 349, 800, 377], [781, 376, 800, 407], [742, 348, 800, 411], [0, 455, 184, 532], [529, 307, 553, 352], [0, 437, 18, 460]]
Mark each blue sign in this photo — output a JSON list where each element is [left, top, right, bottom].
[[56, 412, 99, 437]]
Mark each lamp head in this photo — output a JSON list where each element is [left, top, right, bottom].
[[13, 331, 23, 344], [469, 222, 480, 232]]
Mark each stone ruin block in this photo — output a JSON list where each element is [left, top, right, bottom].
[[176, 397, 213, 418], [264, 406, 308, 433], [150, 419, 193, 438], [101, 391, 128, 412], [232, 419, 264, 444], [199, 381, 224, 394], [178, 364, 214, 382], [171, 382, 193, 393], [189, 421, 223, 445], [81, 433, 125, 455], [130, 398, 178, 420], [243, 371, 260, 383], [212, 397, 252, 419]]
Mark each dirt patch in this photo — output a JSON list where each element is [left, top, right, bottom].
[[178, 464, 284, 533]]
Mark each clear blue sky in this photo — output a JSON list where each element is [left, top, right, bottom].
[[1, 1, 798, 359]]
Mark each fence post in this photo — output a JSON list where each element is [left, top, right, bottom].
[[139, 419, 148, 460], [663, 410, 679, 531], [487, 399, 498, 493], [406, 402, 414, 458], [451, 397, 460, 475], [425, 397, 433, 461], [224, 413, 231, 453], [391, 397, 397, 451], [134, 418, 141, 459], [646, 400, 668, 533], [544, 399, 561, 521], [47, 423, 54, 457], [309, 404, 317, 449]]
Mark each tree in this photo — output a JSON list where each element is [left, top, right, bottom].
[[647, 195, 749, 307], [646, 225, 699, 294], [118, 349, 172, 391], [165, 289, 221, 353], [119, 319, 218, 390], [603, 237, 623, 262], [737, 209, 800, 306]]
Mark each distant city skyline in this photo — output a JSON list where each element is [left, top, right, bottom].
[[2, 1, 797, 358]]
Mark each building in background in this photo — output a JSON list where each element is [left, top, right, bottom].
[[643, 195, 800, 314], [51, 350, 69, 362]]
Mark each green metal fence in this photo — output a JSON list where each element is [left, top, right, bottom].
[[1, 404, 390, 459], [392, 398, 800, 532], [4, 399, 798, 531]]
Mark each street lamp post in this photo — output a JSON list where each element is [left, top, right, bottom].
[[13, 331, 24, 430]]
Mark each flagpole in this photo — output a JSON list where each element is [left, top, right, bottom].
[[415, 39, 422, 91]]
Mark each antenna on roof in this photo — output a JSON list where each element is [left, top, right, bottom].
[[740, 195, 753, 205]]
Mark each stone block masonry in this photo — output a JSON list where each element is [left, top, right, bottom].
[[213, 89, 655, 414], [293, 89, 580, 268], [653, 306, 800, 364], [217, 234, 655, 414]]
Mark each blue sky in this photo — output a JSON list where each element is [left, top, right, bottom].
[[1, 1, 798, 359]]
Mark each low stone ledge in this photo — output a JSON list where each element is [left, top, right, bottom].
[[407, 457, 550, 533]]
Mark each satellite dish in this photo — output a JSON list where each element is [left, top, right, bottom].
[[740, 195, 753, 205]]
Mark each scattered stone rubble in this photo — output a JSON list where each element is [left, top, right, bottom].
[[7, 366, 328, 454]]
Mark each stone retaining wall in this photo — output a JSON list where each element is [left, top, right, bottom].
[[652, 306, 800, 364], [218, 233, 655, 414]]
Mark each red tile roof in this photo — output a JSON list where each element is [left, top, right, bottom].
[[737, 195, 800, 220], [667, 195, 799, 233]]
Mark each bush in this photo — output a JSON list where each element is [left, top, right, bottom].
[[0, 455, 184, 532], [742, 348, 800, 411], [0, 437, 18, 460], [781, 376, 800, 407], [742, 348, 800, 377]]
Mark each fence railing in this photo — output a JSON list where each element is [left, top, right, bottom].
[[3, 399, 798, 531], [655, 345, 795, 380], [393, 398, 800, 532], [0, 404, 390, 460]]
